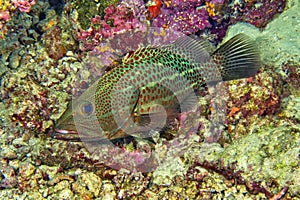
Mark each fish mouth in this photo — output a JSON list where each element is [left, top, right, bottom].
[[52, 103, 105, 142], [55, 113, 77, 134], [52, 103, 81, 141], [52, 129, 80, 141], [53, 122, 81, 141]]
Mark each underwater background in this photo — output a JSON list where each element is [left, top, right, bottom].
[[0, 0, 299, 199]]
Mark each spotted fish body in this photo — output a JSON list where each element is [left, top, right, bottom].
[[55, 33, 260, 141]]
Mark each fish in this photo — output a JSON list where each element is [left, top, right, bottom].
[[53, 33, 260, 142]]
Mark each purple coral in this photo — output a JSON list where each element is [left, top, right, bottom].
[[152, 0, 211, 35], [77, 4, 147, 51], [232, 0, 286, 28], [12, 0, 36, 13], [76, 0, 287, 53], [210, 0, 225, 3], [195, 160, 281, 199]]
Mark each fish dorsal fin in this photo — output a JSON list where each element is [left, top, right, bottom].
[[213, 33, 261, 81], [163, 35, 212, 64], [188, 35, 215, 54]]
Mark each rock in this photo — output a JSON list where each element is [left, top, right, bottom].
[[20, 37, 35, 45], [0, 60, 8, 77], [8, 49, 22, 69], [79, 172, 102, 197], [100, 180, 117, 199], [19, 162, 36, 178], [0, 166, 17, 188], [0, 147, 17, 159], [58, 188, 74, 199]]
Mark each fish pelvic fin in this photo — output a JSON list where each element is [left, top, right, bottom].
[[213, 33, 261, 81]]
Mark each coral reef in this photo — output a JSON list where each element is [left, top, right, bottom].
[[42, 26, 67, 60], [232, 0, 287, 28], [72, 0, 289, 62], [0, 0, 80, 133], [77, 2, 147, 52], [224, 68, 284, 142], [0, 0, 299, 199], [66, 0, 120, 30], [152, 0, 211, 35], [0, 0, 36, 37], [75, 0, 288, 53]]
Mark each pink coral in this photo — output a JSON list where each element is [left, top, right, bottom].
[[77, 4, 147, 51], [12, 0, 36, 13], [0, 10, 10, 21], [153, 7, 210, 35], [0, 11, 10, 29], [0, 0, 35, 37]]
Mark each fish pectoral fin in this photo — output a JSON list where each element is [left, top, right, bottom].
[[177, 92, 199, 113], [133, 108, 168, 128]]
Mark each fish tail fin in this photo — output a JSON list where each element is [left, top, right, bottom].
[[213, 33, 261, 81]]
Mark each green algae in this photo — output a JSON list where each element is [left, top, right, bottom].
[[282, 95, 300, 121], [70, 0, 119, 29]]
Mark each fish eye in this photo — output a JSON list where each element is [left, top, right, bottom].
[[80, 101, 94, 116]]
